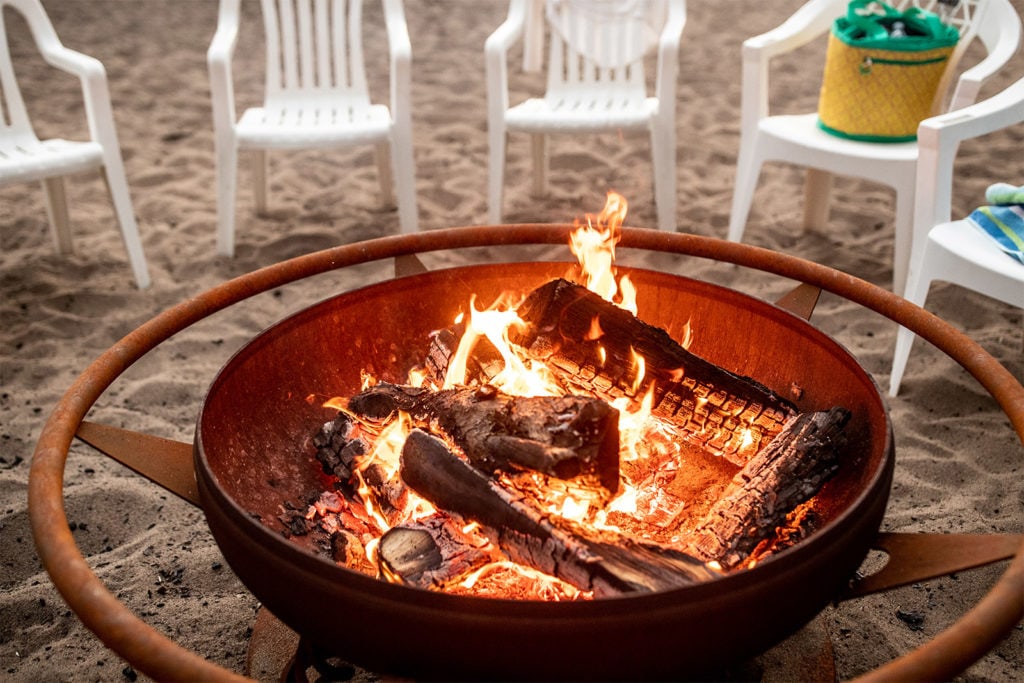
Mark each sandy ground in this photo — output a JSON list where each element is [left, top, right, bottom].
[[2, 0, 1022, 680]]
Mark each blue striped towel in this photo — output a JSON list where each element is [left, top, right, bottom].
[[968, 204, 1024, 264]]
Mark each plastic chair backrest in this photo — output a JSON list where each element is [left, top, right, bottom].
[[260, 0, 370, 111], [543, 0, 662, 100], [0, 0, 52, 144]]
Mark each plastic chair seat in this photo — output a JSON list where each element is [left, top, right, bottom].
[[505, 95, 658, 132], [927, 220, 1024, 296], [0, 138, 104, 184], [235, 103, 392, 149], [759, 113, 920, 165]]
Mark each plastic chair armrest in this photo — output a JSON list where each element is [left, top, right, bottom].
[[207, 1, 241, 132], [913, 77, 1024, 244], [948, 33, 1022, 111], [654, 1, 686, 111], [486, 0, 527, 60], [38, 45, 103, 81], [920, 76, 1024, 146], [383, 0, 412, 120], [742, 0, 840, 62], [36, 43, 117, 149], [485, 0, 528, 117]]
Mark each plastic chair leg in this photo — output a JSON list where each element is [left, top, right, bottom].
[[727, 143, 764, 243], [889, 244, 938, 397], [41, 176, 73, 254], [215, 142, 239, 257], [889, 322, 918, 397], [102, 163, 151, 290], [487, 125, 507, 225], [650, 122, 677, 232], [375, 142, 396, 209], [389, 135, 418, 234], [802, 168, 833, 232], [892, 188, 916, 295], [530, 133, 546, 197], [252, 149, 268, 215]]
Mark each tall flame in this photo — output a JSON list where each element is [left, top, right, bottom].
[[444, 297, 564, 397], [570, 191, 637, 315]]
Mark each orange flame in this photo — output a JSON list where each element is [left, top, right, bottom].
[[444, 296, 564, 397], [570, 191, 637, 315]]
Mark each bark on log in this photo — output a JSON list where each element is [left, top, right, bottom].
[[400, 428, 719, 597], [348, 383, 620, 496], [506, 279, 798, 466], [686, 406, 851, 569]]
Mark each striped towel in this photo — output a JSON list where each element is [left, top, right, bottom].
[[968, 204, 1024, 264]]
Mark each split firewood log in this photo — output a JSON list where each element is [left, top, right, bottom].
[[685, 406, 851, 569]]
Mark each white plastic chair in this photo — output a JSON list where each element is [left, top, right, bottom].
[[207, 0, 417, 258], [486, 0, 686, 232], [727, 0, 1021, 294], [0, 0, 150, 289], [888, 76, 1024, 397]]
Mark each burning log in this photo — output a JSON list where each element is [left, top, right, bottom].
[[686, 407, 851, 569], [506, 279, 798, 466], [348, 383, 620, 496], [399, 428, 719, 596]]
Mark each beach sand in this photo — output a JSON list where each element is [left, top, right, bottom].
[[2, 0, 1022, 680]]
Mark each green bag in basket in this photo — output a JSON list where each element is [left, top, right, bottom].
[[817, 0, 959, 142]]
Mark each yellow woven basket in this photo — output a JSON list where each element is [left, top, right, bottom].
[[817, 1, 959, 142]]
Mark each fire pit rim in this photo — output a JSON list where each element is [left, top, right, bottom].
[[27, 225, 1024, 683]]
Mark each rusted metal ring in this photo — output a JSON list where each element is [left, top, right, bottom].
[[28, 226, 1024, 681]]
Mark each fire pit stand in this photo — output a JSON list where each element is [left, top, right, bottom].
[[28, 226, 1024, 681]]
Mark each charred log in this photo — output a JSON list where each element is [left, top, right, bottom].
[[312, 411, 367, 485], [348, 383, 620, 496], [400, 428, 718, 596], [378, 514, 501, 589], [686, 407, 850, 569], [505, 278, 797, 466]]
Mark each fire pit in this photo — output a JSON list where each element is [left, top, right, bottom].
[[196, 258, 887, 679], [29, 226, 1024, 681]]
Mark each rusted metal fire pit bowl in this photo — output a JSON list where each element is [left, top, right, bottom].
[[195, 261, 892, 680], [28, 226, 1024, 682]]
